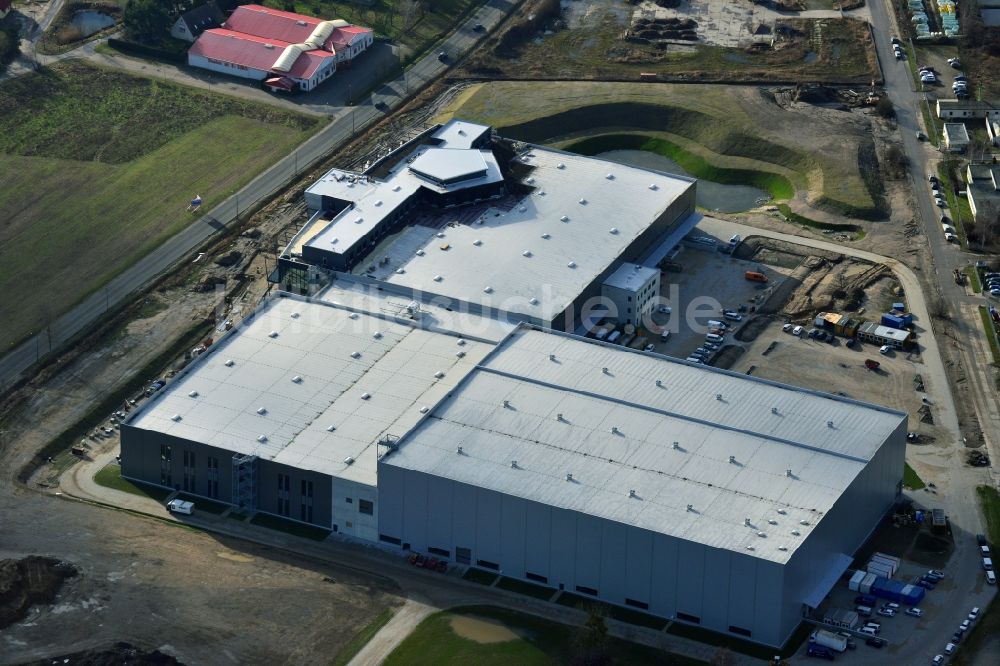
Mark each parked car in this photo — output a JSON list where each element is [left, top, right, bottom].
[[783, 323, 793, 332], [970, 607, 980, 619], [658, 305, 672, 314], [865, 636, 886, 648], [891, 36, 901, 44], [932, 656, 944, 666], [916, 130, 927, 140], [879, 345, 892, 354], [906, 607, 924, 617], [473, 22, 485, 32], [792, 325, 803, 336], [916, 579, 936, 590], [961, 619, 971, 631], [846, 338, 857, 348], [944, 643, 956, 655], [928, 569, 945, 579], [952, 631, 963, 643], [807, 643, 835, 660], [884, 602, 900, 610], [437, 51, 448, 62], [877, 607, 896, 617]]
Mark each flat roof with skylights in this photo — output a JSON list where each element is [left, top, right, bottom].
[[359, 146, 696, 324], [383, 327, 907, 563], [127, 295, 494, 486]]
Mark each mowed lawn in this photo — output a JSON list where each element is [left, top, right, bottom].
[[384, 606, 705, 666], [0, 62, 320, 351]]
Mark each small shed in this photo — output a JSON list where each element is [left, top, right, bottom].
[[171, 2, 224, 42]]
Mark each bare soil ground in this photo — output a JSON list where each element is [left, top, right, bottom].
[[18, 642, 183, 666], [0, 557, 77, 630]]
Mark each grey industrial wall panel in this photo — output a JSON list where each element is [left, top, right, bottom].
[[426, 474, 453, 552], [379, 469, 793, 646], [255, 459, 334, 529]]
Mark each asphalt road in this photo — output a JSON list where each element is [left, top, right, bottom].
[[0, 0, 516, 392]]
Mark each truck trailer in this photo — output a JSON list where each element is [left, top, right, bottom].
[[811, 629, 848, 653]]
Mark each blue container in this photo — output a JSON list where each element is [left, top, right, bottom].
[[881, 314, 906, 329], [915, 510, 924, 523], [893, 302, 905, 311], [899, 313, 913, 326]]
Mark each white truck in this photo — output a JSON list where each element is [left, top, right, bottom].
[[811, 629, 848, 653], [167, 499, 194, 515]]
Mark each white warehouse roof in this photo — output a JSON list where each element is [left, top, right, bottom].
[[127, 295, 495, 485], [383, 328, 906, 563], [603, 263, 659, 292], [361, 147, 696, 323]]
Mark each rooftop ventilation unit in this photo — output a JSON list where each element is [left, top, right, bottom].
[[522, 250, 532, 257], [264, 43, 274, 49], [786, 469, 793, 477], [567, 261, 577, 268], [373, 331, 382, 339], [529, 297, 539, 305], [768, 519, 778, 525], [416, 249, 425, 256], [791, 529, 801, 536], [672, 441, 680, 450], [716, 393, 723, 401], [502, 400, 510, 408], [361, 392, 371, 400], [628, 489, 637, 498], [456, 446, 464, 455], [526, 177, 534, 184], [746, 545, 755, 551], [729, 455, 737, 464], [420, 406, 429, 413], [344, 456, 354, 465], [511, 460, 518, 469], [799, 519, 809, 525], [686, 504, 694, 512], [392, 185, 401, 192], [757, 532, 767, 538], [771, 407, 779, 414], [519, 206, 527, 212], [171, 414, 181, 421], [541, 233, 550, 239], [354, 217, 363, 224], [602, 367, 610, 374], [292, 376, 302, 383], [560, 215, 569, 222], [456, 351, 466, 358], [257, 407, 267, 415], [350, 351, 361, 359], [655, 380, 663, 388], [778, 546, 788, 551], [483, 286, 494, 293], [374, 200, 382, 207], [549, 354, 556, 362], [556, 413, 564, 421], [649, 183, 658, 190], [565, 473, 573, 482], [827, 420, 834, 428], [349, 313, 359, 320], [579, 198, 587, 205], [434, 371, 445, 379], [777, 508, 787, 515], [330, 238, 338, 245], [291, 311, 300, 319], [188, 390, 199, 398], [744, 518, 752, 526], [257, 435, 268, 443], [296, 19, 307, 25], [268, 331, 279, 338], [610, 426, 619, 434], [224, 359, 234, 367], [557, 163, 565, 169], [457, 338, 467, 346], [609, 227, 619, 234], [606, 173, 614, 180], [326, 425, 336, 432], [436, 232, 446, 238], [473, 239, 482, 246]]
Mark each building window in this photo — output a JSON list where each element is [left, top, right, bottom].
[[380, 534, 402, 545], [476, 559, 499, 570], [346, 497, 353, 504], [729, 625, 752, 637], [625, 598, 649, 610], [676, 612, 701, 625], [455, 547, 471, 565], [206, 456, 219, 499], [358, 499, 374, 515], [428, 546, 449, 558], [277, 473, 290, 516], [525, 572, 548, 584], [159, 444, 172, 486], [182, 450, 195, 492], [300, 480, 314, 523], [575, 585, 598, 596]]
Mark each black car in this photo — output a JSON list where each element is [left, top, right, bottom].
[[979, 533, 989, 546], [473, 23, 485, 32], [952, 631, 963, 643], [866, 636, 887, 648]]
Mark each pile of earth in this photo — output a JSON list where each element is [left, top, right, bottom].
[[19, 642, 184, 666], [0, 556, 78, 630]]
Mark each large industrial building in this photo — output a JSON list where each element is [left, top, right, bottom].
[[280, 120, 698, 331], [120, 119, 907, 649]]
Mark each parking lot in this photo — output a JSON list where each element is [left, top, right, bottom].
[[636, 243, 798, 362]]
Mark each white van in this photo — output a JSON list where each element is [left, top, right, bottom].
[[856, 605, 873, 617], [984, 557, 993, 571], [706, 320, 727, 330], [706, 333, 724, 343], [858, 626, 877, 636], [167, 499, 194, 515]]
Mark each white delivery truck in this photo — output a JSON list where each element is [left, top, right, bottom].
[[811, 629, 848, 653], [167, 499, 194, 515]]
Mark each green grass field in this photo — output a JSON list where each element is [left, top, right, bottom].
[[436, 81, 882, 219], [384, 605, 704, 666], [94, 463, 172, 501], [903, 462, 926, 490], [0, 62, 320, 351], [331, 608, 396, 666], [269, 0, 484, 56], [978, 306, 1000, 366]]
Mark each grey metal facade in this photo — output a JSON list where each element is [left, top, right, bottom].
[[377, 419, 906, 649]]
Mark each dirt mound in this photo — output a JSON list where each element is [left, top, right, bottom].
[[0, 556, 78, 630], [19, 642, 184, 666]]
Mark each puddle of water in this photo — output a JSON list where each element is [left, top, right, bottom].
[[449, 615, 524, 643], [598, 149, 771, 213], [803, 51, 819, 64], [70, 11, 116, 37]]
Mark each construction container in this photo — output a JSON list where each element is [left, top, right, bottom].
[[873, 552, 901, 568], [881, 314, 906, 329], [860, 573, 877, 594], [892, 302, 905, 311], [866, 562, 893, 578], [932, 508, 948, 533], [848, 570, 866, 592]]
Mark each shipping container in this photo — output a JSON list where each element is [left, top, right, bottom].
[[811, 629, 848, 652], [849, 570, 866, 592], [881, 314, 906, 329], [860, 573, 877, 594], [873, 552, 902, 568]]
